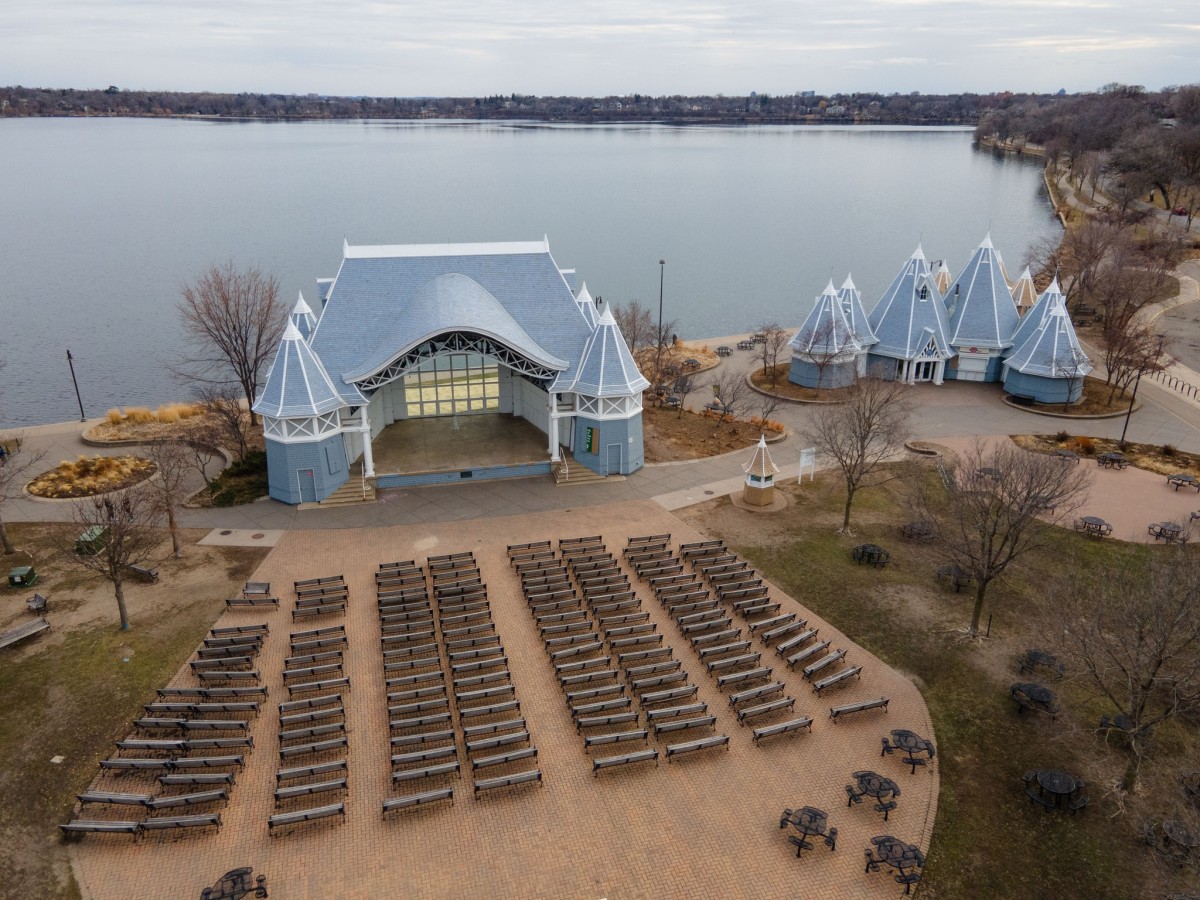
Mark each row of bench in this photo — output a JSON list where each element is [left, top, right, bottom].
[[291, 573, 349, 622]]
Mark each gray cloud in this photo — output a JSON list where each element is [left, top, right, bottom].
[[2, 0, 1196, 95]]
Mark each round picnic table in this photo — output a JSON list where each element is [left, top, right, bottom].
[[1076, 515, 1111, 537], [779, 805, 834, 856], [1150, 521, 1185, 542], [851, 544, 889, 567], [1036, 769, 1079, 798], [1163, 819, 1200, 853], [1012, 682, 1055, 705], [1022, 648, 1063, 675], [866, 835, 926, 894], [1097, 451, 1127, 469], [1167, 473, 1199, 490], [848, 770, 901, 819], [886, 729, 935, 774]]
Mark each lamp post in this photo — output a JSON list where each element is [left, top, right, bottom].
[[655, 259, 666, 383], [66, 349, 86, 422]]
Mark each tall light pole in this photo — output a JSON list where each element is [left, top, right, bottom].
[[66, 349, 86, 422], [655, 259, 666, 383]]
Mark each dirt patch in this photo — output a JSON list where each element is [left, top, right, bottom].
[[749, 363, 855, 402], [642, 404, 784, 462], [1013, 433, 1200, 476]]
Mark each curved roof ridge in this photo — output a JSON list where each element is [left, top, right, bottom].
[[341, 273, 567, 383]]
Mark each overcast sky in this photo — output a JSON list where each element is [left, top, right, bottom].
[[4, 0, 1198, 97]]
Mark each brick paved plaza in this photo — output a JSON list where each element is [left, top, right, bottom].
[[69, 500, 937, 899]]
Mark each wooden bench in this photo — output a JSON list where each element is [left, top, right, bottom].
[[747, 611, 790, 633], [813, 666, 862, 694], [386, 698, 449, 718], [456, 685, 516, 706], [752, 716, 814, 744], [681, 617, 732, 636], [390, 713, 453, 732], [144, 789, 229, 810], [652, 715, 716, 737], [459, 700, 521, 719], [450, 656, 508, 675], [565, 685, 624, 706], [159, 687, 267, 699], [617, 646, 673, 666], [451, 670, 509, 690], [471, 747, 538, 772], [690, 628, 741, 649], [276, 759, 347, 784], [171, 755, 246, 770], [391, 761, 460, 783], [677, 608, 724, 627], [761, 618, 807, 643], [473, 769, 543, 798], [716, 667, 772, 689], [706, 652, 761, 674], [592, 749, 658, 775], [279, 693, 345, 714], [829, 697, 890, 721], [625, 660, 681, 678], [0, 617, 51, 650], [570, 697, 631, 718], [211, 623, 269, 637], [665, 735, 730, 761], [786, 640, 830, 670], [465, 730, 529, 754], [698, 641, 752, 662], [291, 602, 346, 622], [645, 702, 708, 723], [283, 663, 343, 683], [225, 596, 279, 608], [802, 649, 847, 680], [268, 803, 344, 834], [555, 655, 612, 675], [575, 712, 640, 734], [631, 672, 688, 691], [159, 772, 235, 787], [278, 737, 348, 761], [77, 791, 152, 807], [545, 631, 599, 649], [736, 696, 795, 724], [777, 629, 818, 656], [294, 575, 345, 589], [583, 729, 648, 749], [639, 685, 698, 706], [390, 729, 455, 749], [287, 676, 351, 698], [508, 539, 551, 558], [729, 681, 785, 706], [627, 533, 671, 547], [463, 717, 526, 739], [59, 820, 140, 838], [382, 788, 453, 815], [141, 813, 222, 834], [560, 669, 619, 688], [280, 706, 345, 727]]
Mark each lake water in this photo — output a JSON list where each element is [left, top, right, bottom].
[[0, 119, 1059, 428]]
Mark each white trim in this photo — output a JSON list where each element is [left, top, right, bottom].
[[344, 240, 549, 259]]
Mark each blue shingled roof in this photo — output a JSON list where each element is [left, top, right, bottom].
[[308, 242, 595, 401], [836, 275, 877, 346], [253, 321, 350, 418], [867, 247, 954, 361], [944, 234, 1020, 350], [290, 292, 316, 341], [790, 281, 862, 356], [1003, 278, 1092, 378], [568, 307, 651, 397]]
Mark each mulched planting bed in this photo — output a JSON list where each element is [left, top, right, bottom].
[[27, 456, 157, 498]]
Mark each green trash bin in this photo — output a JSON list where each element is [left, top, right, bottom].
[[74, 526, 108, 555], [8, 566, 37, 589]]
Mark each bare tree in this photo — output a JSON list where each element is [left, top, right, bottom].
[[672, 374, 697, 418], [611, 300, 654, 354], [752, 390, 785, 432], [789, 318, 843, 398], [652, 317, 680, 384], [916, 439, 1092, 637], [755, 322, 790, 387], [64, 489, 163, 630], [802, 376, 914, 533], [197, 384, 251, 461], [177, 261, 286, 425], [1104, 324, 1167, 407], [1058, 550, 1200, 792], [144, 440, 191, 558], [706, 369, 750, 428], [186, 422, 224, 486], [0, 434, 47, 554]]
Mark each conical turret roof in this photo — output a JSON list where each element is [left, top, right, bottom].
[[253, 320, 350, 418], [932, 259, 953, 296], [867, 246, 954, 361], [944, 234, 1020, 350], [1010, 267, 1038, 315], [567, 307, 650, 397], [290, 291, 317, 340], [789, 281, 862, 357], [1004, 278, 1092, 378], [836, 274, 877, 346], [575, 282, 599, 329], [743, 434, 780, 478]]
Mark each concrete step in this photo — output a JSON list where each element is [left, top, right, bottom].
[[552, 455, 607, 486], [315, 477, 376, 507]]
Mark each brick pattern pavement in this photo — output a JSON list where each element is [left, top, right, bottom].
[[70, 500, 937, 900]]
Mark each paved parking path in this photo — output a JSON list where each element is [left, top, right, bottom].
[[70, 500, 936, 900]]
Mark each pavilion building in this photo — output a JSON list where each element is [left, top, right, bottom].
[[253, 238, 647, 505], [865, 247, 955, 384]]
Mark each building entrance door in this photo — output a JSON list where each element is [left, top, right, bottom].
[[605, 443, 622, 476], [914, 361, 936, 382], [297, 468, 317, 503]]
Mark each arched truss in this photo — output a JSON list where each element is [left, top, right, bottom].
[[352, 331, 560, 393]]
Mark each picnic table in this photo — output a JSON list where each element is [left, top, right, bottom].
[[881, 729, 935, 774], [864, 835, 926, 894], [851, 544, 890, 568], [1025, 769, 1086, 812], [736, 340, 754, 351], [715, 345, 733, 357], [200, 866, 268, 899], [900, 521, 934, 542], [847, 770, 901, 820], [1074, 516, 1112, 537], [1010, 682, 1060, 719], [1146, 819, 1200, 860], [778, 805, 836, 856], [1097, 451, 1127, 469], [935, 565, 972, 592], [1020, 648, 1064, 677], [1054, 448, 1080, 462], [1166, 473, 1200, 492], [1148, 521, 1187, 543]]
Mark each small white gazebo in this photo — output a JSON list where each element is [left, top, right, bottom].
[[742, 434, 780, 507]]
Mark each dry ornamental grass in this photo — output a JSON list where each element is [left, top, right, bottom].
[[27, 455, 157, 498]]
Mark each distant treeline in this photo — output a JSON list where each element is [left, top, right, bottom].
[[3, 84, 1038, 124]]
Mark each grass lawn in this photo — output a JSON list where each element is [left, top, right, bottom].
[[679, 470, 1198, 899], [0, 524, 269, 899]]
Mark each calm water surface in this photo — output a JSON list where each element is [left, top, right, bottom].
[[0, 119, 1059, 427]]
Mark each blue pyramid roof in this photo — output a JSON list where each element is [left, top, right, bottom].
[[867, 247, 954, 361], [836, 274, 877, 346], [253, 321, 350, 418], [567, 307, 650, 397], [1003, 277, 1091, 378], [575, 282, 599, 330], [944, 234, 1020, 350], [790, 281, 862, 356]]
